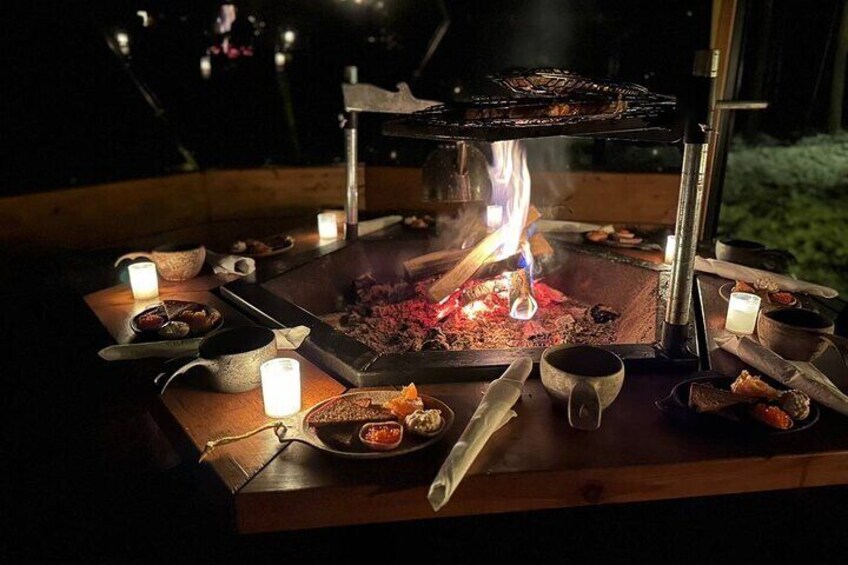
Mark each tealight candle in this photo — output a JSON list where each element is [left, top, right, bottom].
[[317, 212, 338, 240], [664, 235, 677, 264], [725, 292, 761, 335], [486, 205, 503, 231], [128, 262, 159, 300], [261, 358, 301, 417]]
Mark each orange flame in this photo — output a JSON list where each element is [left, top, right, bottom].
[[488, 140, 531, 261]]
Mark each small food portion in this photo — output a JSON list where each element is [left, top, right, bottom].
[[750, 404, 794, 430], [754, 277, 781, 293], [175, 308, 221, 334], [137, 312, 166, 331], [768, 291, 797, 306], [730, 370, 781, 401], [586, 230, 608, 243], [359, 422, 404, 451], [688, 382, 756, 414], [158, 321, 190, 339], [405, 409, 444, 437], [731, 280, 756, 294], [384, 383, 425, 419], [403, 215, 435, 230], [307, 396, 395, 427], [229, 236, 294, 256], [778, 389, 811, 421]]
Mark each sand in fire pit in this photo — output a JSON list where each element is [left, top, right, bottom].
[[323, 275, 620, 354]]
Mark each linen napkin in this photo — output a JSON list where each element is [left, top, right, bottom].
[[716, 333, 848, 416], [428, 357, 533, 512], [206, 250, 256, 276], [694, 256, 838, 298]]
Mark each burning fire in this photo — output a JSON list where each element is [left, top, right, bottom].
[[488, 140, 538, 320], [461, 300, 490, 320]]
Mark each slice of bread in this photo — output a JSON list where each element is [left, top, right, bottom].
[[307, 395, 395, 427], [688, 382, 756, 414]]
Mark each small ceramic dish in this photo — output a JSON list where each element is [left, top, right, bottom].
[[404, 409, 445, 438], [359, 421, 404, 451]]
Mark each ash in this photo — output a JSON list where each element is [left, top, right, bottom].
[[323, 274, 620, 354]]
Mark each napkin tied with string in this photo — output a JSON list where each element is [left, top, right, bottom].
[[716, 333, 848, 416], [206, 250, 255, 276]]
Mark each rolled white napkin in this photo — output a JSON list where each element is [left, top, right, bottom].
[[357, 215, 403, 236], [716, 333, 848, 416], [428, 357, 533, 512], [206, 250, 256, 276], [694, 256, 838, 298], [273, 326, 310, 349]]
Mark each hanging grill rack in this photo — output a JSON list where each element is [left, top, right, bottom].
[[383, 68, 681, 143]]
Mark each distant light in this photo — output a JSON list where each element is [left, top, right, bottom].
[[686, 10, 693, 17], [376, 1, 385, 8], [200, 55, 212, 79], [115, 31, 130, 55], [275, 52, 287, 69], [283, 29, 296, 45], [453, 85, 462, 94], [367, 36, 376, 43], [136, 11, 149, 27], [389, 150, 398, 160], [354, 0, 363, 4]]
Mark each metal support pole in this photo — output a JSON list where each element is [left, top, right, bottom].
[[661, 142, 708, 355], [660, 54, 712, 358], [344, 66, 359, 240]]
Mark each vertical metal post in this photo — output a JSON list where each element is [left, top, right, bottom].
[[661, 55, 713, 358], [344, 66, 359, 240]]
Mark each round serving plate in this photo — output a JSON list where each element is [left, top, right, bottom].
[[655, 373, 819, 436], [279, 391, 455, 459], [131, 300, 223, 339], [718, 282, 799, 307]]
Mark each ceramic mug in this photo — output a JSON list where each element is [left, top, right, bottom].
[[757, 308, 848, 365], [156, 326, 277, 394], [715, 238, 795, 272], [115, 243, 206, 281], [540, 344, 625, 430]]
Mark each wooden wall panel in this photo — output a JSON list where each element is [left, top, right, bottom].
[[365, 166, 679, 225], [0, 165, 678, 249]]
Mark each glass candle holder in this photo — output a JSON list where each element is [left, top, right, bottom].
[[725, 292, 761, 335], [128, 262, 159, 300], [664, 235, 677, 264], [317, 212, 338, 240], [261, 358, 301, 417], [486, 205, 503, 231]]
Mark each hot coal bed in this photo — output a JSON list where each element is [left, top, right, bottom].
[[223, 232, 671, 387]]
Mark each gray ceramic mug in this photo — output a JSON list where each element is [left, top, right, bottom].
[[115, 243, 206, 281], [540, 344, 625, 430], [156, 326, 277, 394], [757, 308, 848, 366]]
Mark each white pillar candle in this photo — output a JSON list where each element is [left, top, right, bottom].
[[317, 212, 338, 240], [261, 358, 301, 417], [486, 205, 503, 231], [128, 262, 159, 300], [725, 292, 761, 335], [664, 235, 677, 264]]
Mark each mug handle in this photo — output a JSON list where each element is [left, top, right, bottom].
[[114, 251, 153, 267], [820, 334, 848, 368], [157, 357, 216, 395], [568, 381, 602, 430]]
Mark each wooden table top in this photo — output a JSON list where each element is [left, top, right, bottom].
[[87, 233, 848, 534]]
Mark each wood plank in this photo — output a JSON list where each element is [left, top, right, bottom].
[[0, 167, 361, 249], [160, 351, 346, 494]]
